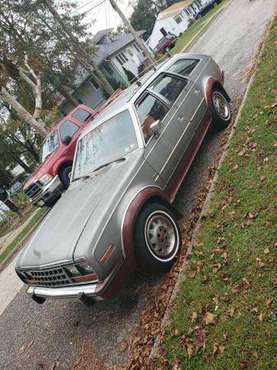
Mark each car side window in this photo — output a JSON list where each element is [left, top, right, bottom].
[[72, 109, 92, 123], [167, 59, 199, 76], [150, 74, 188, 105], [136, 94, 169, 143], [60, 120, 79, 142]]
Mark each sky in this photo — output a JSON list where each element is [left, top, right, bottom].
[[72, 0, 135, 36]]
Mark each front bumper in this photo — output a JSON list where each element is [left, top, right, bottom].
[[26, 176, 63, 205], [26, 261, 128, 303]]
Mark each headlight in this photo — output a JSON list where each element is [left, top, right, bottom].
[[39, 173, 53, 185], [76, 258, 95, 274]]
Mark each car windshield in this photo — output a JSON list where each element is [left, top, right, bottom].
[[41, 130, 59, 162], [73, 110, 138, 180]]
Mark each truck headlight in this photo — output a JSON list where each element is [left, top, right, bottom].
[[40, 173, 53, 185]]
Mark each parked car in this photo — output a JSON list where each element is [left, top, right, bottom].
[[154, 34, 176, 55], [23, 91, 122, 207], [196, 0, 222, 18], [16, 53, 231, 305]]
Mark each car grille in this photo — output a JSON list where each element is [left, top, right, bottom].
[[24, 181, 43, 200], [18, 266, 72, 288]]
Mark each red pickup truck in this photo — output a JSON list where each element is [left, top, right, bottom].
[[24, 92, 121, 207]]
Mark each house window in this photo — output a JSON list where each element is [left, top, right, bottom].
[[134, 43, 141, 53], [116, 52, 128, 66], [174, 15, 183, 24]]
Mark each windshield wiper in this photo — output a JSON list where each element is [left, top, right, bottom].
[[72, 157, 126, 183], [91, 157, 126, 174]]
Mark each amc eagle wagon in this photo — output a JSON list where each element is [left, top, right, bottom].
[[16, 53, 232, 305]]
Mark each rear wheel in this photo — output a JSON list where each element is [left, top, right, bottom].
[[60, 166, 72, 189], [135, 203, 181, 272], [211, 89, 231, 130]]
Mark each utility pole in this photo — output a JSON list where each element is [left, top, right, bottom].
[[43, 0, 114, 95], [109, 0, 156, 66]]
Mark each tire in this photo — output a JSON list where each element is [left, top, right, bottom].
[[211, 89, 232, 130], [134, 203, 181, 272], [60, 166, 72, 189]]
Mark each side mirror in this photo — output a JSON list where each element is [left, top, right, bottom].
[[62, 136, 72, 145], [150, 120, 161, 137]]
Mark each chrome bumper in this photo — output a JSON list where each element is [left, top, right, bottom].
[[27, 283, 102, 300], [31, 176, 63, 204]]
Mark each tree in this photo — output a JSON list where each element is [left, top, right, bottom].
[[0, 0, 114, 137], [130, 0, 158, 39]]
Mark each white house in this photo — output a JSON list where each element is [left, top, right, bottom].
[[60, 30, 150, 115], [148, 0, 203, 51]]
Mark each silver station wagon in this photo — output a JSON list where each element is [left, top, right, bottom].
[[16, 53, 232, 305]]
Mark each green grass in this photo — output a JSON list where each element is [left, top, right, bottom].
[[171, 0, 228, 55], [0, 207, 47, 265], [159, 17, 277, 370]]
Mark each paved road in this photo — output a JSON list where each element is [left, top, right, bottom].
[[0, 1, 276, 369]]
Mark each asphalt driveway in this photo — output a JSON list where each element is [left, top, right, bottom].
[[0, 1, 276, 368]]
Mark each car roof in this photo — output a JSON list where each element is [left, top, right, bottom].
[[80, 53, 209, 138]]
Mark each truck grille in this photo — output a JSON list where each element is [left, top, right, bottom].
[[24, 181, 43, 200], [18, 267, 72, 288]]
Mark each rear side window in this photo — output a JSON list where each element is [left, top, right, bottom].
[[136, 94, 168, 143], [168, 59, 199, 76], [72, 108, 92, 123], [60, 120, 79, 141], [150, 74, 187, 104]]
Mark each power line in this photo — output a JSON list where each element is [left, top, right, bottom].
[[79, 0, 107, 15]]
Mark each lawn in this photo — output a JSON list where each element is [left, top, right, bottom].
[[157, 17, 277, 370], [171, 0, 229, 55], [0, 207, 47, 266]]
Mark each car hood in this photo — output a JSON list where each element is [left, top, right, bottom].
[[16, 150, 143, 269]]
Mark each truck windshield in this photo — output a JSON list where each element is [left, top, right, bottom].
[[41, 130, 59, 162], [73, 110, 138, 181]]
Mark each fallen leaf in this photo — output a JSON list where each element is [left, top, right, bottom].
[[195, 328, 206, 351], [219, 345, 225, 354], [173, 328, 180, 337], [232, 284, 241, 294], [188, 270, 197, 278], [258, 313, 264, 322], [266, 298, 273, 309], [186, 343, 194, 359], [264, 247, 270, 255], [204, 312, 216, 325], [228, 307, 235, 317], [191, 312, 198, 322]]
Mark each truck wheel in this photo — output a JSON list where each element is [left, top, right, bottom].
[[60, 166, 72, 189], [211, 89, 231, 130], [134, 203, 181, 272]]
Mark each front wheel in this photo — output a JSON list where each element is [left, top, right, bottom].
[[211, 89, 232, 130], [134, 203, 181, 272]]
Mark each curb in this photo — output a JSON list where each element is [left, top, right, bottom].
[[181, 0, 232, 52], [150, 16, 274, 361]]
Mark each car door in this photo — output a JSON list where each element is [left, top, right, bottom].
[[135, 74, 188, 184]]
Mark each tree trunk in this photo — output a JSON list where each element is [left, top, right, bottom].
[[0, 87, 48, 137]]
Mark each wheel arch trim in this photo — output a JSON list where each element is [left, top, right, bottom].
[[120, 186, 171, 270], [204, 77, 230, 110]]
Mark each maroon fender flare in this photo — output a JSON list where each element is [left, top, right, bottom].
[[204, 76, 229, 110], [121, 186, 170, 271]]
